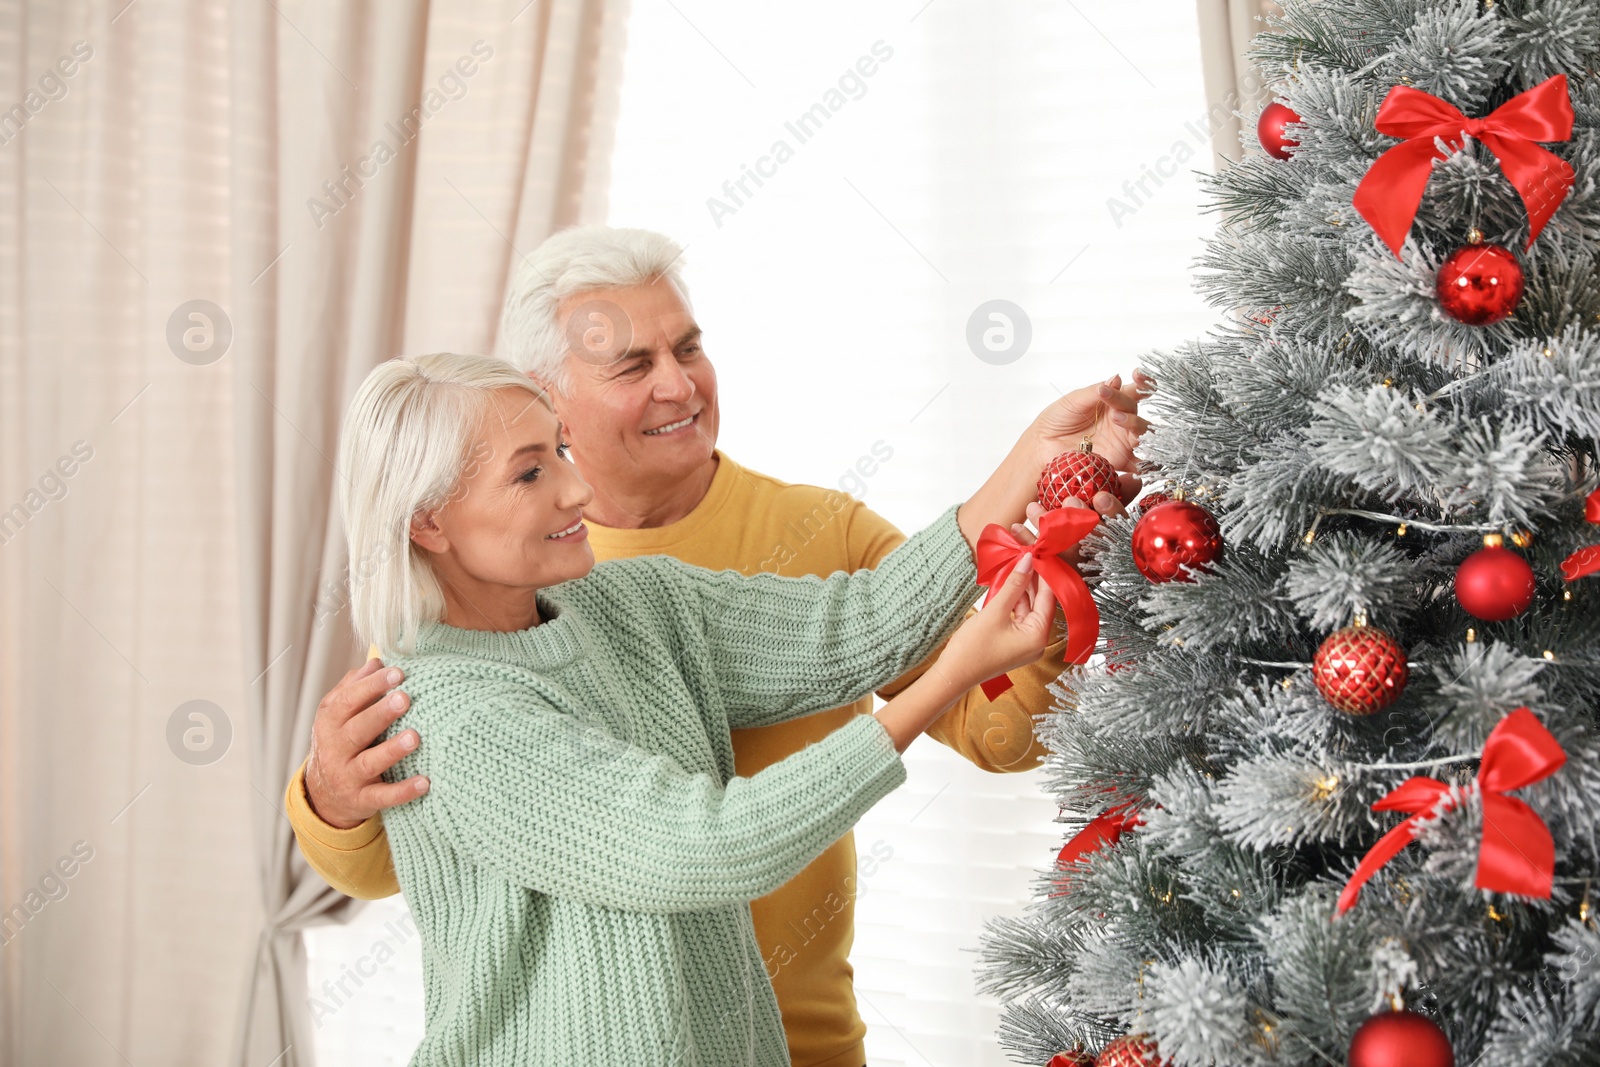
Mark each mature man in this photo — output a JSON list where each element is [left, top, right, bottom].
[[284, 226, 1148, 1067]]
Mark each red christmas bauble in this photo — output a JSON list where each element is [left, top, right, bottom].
[[1313, 625, 1408, 715], [1098, 1034, 1170, 1067], [1258, 101, 1302, 160], [1046, 1051, 1094, 1067], [1039, 448, 1120, 510], [1131, 500, 1223, 582], [1455, 545, 1536, 621], [1436, 243, 1524, 326], [1348, 1010, 1454, 1067]]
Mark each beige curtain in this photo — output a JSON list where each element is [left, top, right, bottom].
[[0, 2, 626, 1065], [1194, 0, 1282, 169]]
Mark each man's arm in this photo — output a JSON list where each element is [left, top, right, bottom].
[[886, 607, 1064, 772], [284, 759, 400, 899], [284, 656, 427, 899]]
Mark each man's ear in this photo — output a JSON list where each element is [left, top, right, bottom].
[[527, 370, 565, 405], [525, 368, 554, 395], [409, 509, 448, 554]]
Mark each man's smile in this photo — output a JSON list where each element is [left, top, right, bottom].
[[642, 412, 699, 436]]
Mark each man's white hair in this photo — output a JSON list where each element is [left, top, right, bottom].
[[338, 352, 553, 656], [498, 225, 692, 394]]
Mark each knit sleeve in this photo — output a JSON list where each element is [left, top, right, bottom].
[[426, 685, 907, 913], [665, 501, 981, 730], [843, 502, 1062, 773]]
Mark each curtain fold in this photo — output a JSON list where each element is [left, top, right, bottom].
[[0, 2, 626, 1065], [1194, 0, 1282, 168], [230, 3, 627, 1064], [228, 12, 430, 1067]]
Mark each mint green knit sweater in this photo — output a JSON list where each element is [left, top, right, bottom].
[[378, 503, 980, 1066]]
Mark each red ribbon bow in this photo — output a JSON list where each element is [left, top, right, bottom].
[[1048, 799, 1145, 898], [973, 506, 1100, 699], [1337, 707, 1566, 915], [1057, 799, 1143, 869], [1353, 74, 1574, 258], [1560, 486, 1600, 581]]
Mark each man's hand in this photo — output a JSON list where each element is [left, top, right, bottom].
[[303, 658, 429, 830], [1028, 369, 1154, 474]]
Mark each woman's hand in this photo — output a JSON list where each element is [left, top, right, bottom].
[[1016, 496, 1127, 567], [955, 369, 1151, 555], [942, 553, 1058, 688], [874, 509, 1083, 753], [1028, 369, 1154, 475]]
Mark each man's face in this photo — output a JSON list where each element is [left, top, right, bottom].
[[549, 278, 720, 493]]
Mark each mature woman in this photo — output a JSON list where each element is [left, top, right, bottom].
[[339, 352, 1069, 1065]]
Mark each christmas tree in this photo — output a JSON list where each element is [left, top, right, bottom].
[[978, 2, 1600, 1065]]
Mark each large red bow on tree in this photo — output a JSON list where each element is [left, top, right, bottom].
[[1057, 799, 1143, 869], [1048, 798, 1145, 898], [1337, 707, 1566, 915], [974, 506, 1100, 698], [1353, 74, 1574, 258], [1560, 486, 1600, 581]]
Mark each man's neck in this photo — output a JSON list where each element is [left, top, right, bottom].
[[581, 453, 720, 530]]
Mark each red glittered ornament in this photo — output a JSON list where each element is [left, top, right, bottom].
[[1097, 1034, 1170, 1067], [1134, 491, 1172, 515], [1455, 538, 1536, 621], [1131, 499, 1223, 582], [1348, 1010, 1454, 1067], [1046, 1051, 1094, 1067], [1258, 101, 1302, 160], [1436, 242, 1524, 326], [1248, 304, 1283, 328], [1313, 624, 1408, 715], [1039, 444, 1120, 510]]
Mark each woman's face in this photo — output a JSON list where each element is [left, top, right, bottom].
[[409, 387, 595, 628]]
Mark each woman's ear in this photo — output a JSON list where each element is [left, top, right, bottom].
[[409, 508, 448, 554]]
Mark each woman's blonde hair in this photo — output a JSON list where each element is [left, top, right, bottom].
[[337, 353, 552, 656]]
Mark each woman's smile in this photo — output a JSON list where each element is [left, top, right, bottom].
[[546, 517, 588, 542]]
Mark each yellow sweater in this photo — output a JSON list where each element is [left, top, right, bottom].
[[285, 450, 1066, 1067]]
